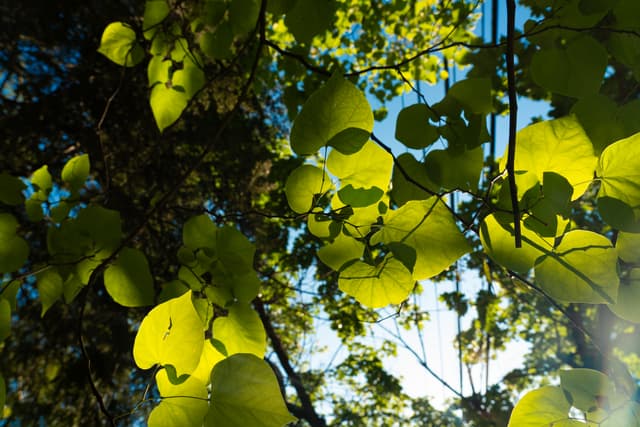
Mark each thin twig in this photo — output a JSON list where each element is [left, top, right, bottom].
[[505, 0, 521, 247]]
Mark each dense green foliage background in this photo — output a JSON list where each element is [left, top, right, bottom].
[[1, 0, 640, 425]]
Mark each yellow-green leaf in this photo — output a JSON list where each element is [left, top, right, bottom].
[[338, 256, 414, 308], [104, 247, 155, 307], [534, 230, 619, 303], [205, 354, 297, 427], [506, 116, 597, 200], [284, 165, 333, 213], [148, 369, 208, 427], [37, 269, 63, 317], [597, 132, 640, 232], [133, 291, 204, 376], [371, 198, 469, 280], [61, 154, 90, 192], [97, 22, 144, 67], [290, 73, 373, 155], [213, 304, 266, 357]]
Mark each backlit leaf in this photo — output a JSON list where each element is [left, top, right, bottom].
[[37, 269, 63, 317], [395, 104, 439, 149], [534, 230, 618, 303], [560, 368, 616, 417], [597, 132, 640, 232], [338, 256, 414, 308], [285, 0, 336, 45], [133, 291, 204, 376], [0, 213, 29, 274], [30, 165, 52, 192], [531, 34, 607, 98], [61, 154, 90, 192], [205, 354, 296, 427], [97, 22, 144, 67], [327, 140, 392, 195], [424, 146, 483, 191], [370, 198, 469, 280], [148, 369, 208, 427], [285, 165, 333, 213], [290, 73, 373, 155], [507, 386, 575, 427], [150, 83, 189, 132], [390, 153, 437, 206], [0, 172, 25, 206], [229, 0, 260, 35], [104, 247, 155, 307], [213, 303, 266, 356], [317, 232, 364, 271], [609, 269, 640, 323], [448, 78, 492, 114], [506, 116, 596, 200], [480, 214, 552, 275], [617, 232, 640, 264]]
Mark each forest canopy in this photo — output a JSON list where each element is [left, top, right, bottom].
[[1, 0, 640, 426]]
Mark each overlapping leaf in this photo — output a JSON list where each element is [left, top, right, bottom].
[[290, 73, 373, 155], [370, 198, 469, 280], [133, 291, 205, 376], [205, 354, 297, 427]]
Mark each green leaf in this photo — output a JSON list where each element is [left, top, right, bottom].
[[0, 299, 10, 342], [617, 232, 640, 264], [394, 104, 439, 149], [522, 172, 573, 238], [338, 255, 414, 308], [75, 205, 122, 254], [212, 304, 266, 356], [97, 22, 144, 67], [148, 369, 209, 427], [424, 146, 483, 191], [104, 247, 155, 307], [189, 339, 225, 385], [143, 0, 170, 34], [285, 0, 336, 45], [531, 34, 607, 98], [506, 116, 596, 200], [560, 368, 615, 419], [173, 58, 205, 99], [609, 269, 640, 323], [0, 172, 25, 206], [0, 213, 29, 274], [37, 269, 64, 316], [601, 401, 640, 427], [284, 165, 333, 213], [534, 230, 619, 303], [327, 140, 392, 195], [62, 274, 85, 303], [199, 22, 234, 60], [572, 94, 626, 154], [447, 78, 493, 114], [480, 214, 552, 274], [61, 154, 90, 191], [337, 185, 383, 208], [370, 198, 469, 280], [597, 132, 640, 232], [30, 165, 52, 192], [229, 0, 260, 35], [205, 354, 297, 427], [216, 225, 256, 272], [507, 386, 575, 427], [150, 83, 189, 132], [25, 198, 44, 222], [317, 232, 364, 271], [290, 73, 373, 155], [147, 55, 171, 87], [183, 215, 218, 250], [133, 291, 204, 376], [390, 153, 438, 206]]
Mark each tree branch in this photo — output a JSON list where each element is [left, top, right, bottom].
[[505, 0, 521, 248], [254, 299, 327, 427]]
